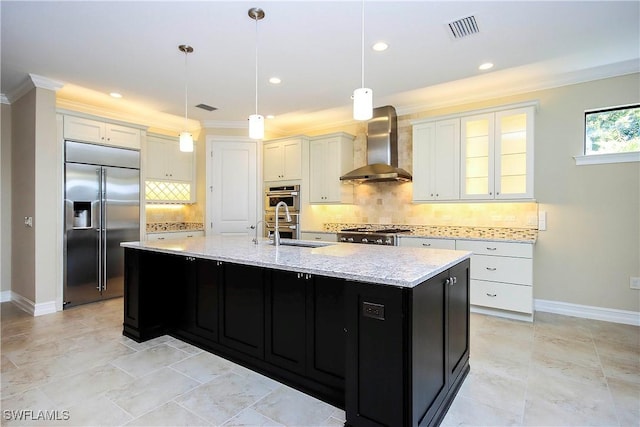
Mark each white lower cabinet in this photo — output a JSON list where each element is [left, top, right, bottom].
[[469, 280, 533, 314], [456, 239, 533, 321], [406, 237, 534, 321], [300, 232, 337, 242], [146, 230, 204, 241], [397, 236, 456, 250]]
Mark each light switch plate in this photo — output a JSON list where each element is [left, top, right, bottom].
[[630, 277, 640, 290], [538, 211, 547, 231]]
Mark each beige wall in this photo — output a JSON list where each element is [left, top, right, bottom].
[[532, 75, 639, 312], [9, 86, 59, 306], [300, 73, 640, 313], [1, 103, 12, 294], [33, 87, 59, 304], [11, 89, 37, 302]]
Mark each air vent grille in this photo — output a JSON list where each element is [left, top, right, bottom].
[[196, 103, 217, 112], [448, 15, 479, 39]]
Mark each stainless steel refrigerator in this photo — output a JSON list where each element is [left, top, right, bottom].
[[64, 141, 140, 308]]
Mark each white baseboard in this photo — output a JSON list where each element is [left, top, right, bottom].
[[10, 292, 57, 317], [471, 305, 534, 322], [0, 290, 11, 303], [535, 299, 640, 326]]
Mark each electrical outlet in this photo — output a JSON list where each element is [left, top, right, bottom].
[[24, 216, 33, 227], [630, 277, 640, 290]]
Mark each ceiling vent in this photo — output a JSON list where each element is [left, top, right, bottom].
[[195, 103, 218, 112], [447, 15, 479, 39]]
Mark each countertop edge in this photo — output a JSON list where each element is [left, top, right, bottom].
[[121, 238, 471, 288]]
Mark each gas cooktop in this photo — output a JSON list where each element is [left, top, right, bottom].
[[337, 227, 412, 245]]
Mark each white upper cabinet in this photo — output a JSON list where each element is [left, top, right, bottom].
[[63, 115, 141, 150], [461, 106, 534, 200], [146, 134, 194, 182], [263, 137, 303, 181], [412, 118, 460, 201], [309, 133, 354, 204]]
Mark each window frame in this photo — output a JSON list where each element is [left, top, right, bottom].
[[575, 103, 640, 166]]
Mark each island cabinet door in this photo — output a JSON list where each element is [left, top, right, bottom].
[[410, 270, 449, 427], [305, 275, 346, 389], [265, 270, 307, 374], [219, 263, 266, 358], [178, 257, 221, 342], [123, 249, 172, 342], [447, 260, 470, 384], [345, 282, 407, 427]]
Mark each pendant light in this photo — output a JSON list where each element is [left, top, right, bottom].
[[178, 44, 194, 152], [248, 7, 265, 140], [353, 0, 373, 121]]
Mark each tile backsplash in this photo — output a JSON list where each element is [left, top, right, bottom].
[[145, 203, 203, 224], [306, 182, 538, 229]]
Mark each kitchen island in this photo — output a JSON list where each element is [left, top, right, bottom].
[[121, 236, 471, 427]]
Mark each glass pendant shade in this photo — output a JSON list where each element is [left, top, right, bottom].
[[353, 87, 373, 121], [179, 131, 194, 152], [249, 114, 264, 140]]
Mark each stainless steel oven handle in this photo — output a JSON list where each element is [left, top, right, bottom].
[[266, 190, 299, 196]]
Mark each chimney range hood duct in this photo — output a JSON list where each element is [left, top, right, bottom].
[[340, 105, 412, 183]]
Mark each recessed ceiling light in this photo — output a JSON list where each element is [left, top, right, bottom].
[[269, 77, 281, 84], [372, 42, 388, 52], [109, 92, 123, 98], [478, 62, 494, 71], [266, 114, 275, 119]]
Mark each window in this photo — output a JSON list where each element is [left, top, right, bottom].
[[575, 104, 640, 165]]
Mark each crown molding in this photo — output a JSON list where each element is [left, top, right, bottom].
[[395, 60, 639, 117], [4, 74, 64, 103], [29, 73, 64, 91]]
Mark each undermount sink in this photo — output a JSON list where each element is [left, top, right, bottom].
[[275, 240, 333, 248]]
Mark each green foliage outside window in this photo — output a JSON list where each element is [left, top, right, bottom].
[[585, 105, 640, 154]]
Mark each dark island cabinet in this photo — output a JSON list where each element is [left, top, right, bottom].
[[266, 271, 346, 386], [123, 249, 175, 341], [345, 259, 470, 427], [123, 248, 469, 427], [219, 263, 266, 358], [178, 257, 220, 342]]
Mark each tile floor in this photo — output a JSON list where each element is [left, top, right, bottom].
[[1, 298, 638, 426]]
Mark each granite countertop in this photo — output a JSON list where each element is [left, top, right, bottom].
[[121, 235, 471, 288], [322, 223, 537, 243]]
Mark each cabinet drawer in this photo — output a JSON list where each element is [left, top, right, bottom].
[[300, 232, 337, 242], [470, 255, 532, 285], [398, 237, 456, 250], [456, 240, 532, 258], [147, 231, 204, 241], [470, 280, 532, 314]]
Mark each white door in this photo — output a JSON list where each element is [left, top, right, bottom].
[[207, 137, 259, 235]]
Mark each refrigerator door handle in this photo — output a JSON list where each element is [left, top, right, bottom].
[[102, 168, 108, 292], [96, 168, 103, 291]]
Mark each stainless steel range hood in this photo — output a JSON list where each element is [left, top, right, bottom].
[[340, 105, 412, 183]]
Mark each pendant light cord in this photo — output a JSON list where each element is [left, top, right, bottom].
[[361, 0, 365, 89], [184, 50, 189, 131], [254, 14, 259, 115]]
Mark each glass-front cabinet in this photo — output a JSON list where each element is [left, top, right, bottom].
[[461, 106, 534, 200]]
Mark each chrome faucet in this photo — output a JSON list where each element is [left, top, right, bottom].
[[250, 220, 267, 245], [273, 201, 291, 246]]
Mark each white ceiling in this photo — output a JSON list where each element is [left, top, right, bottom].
[[2, 1, 639, 134]]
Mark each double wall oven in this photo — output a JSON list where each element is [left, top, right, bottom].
[[264, 185, 300, 239]]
